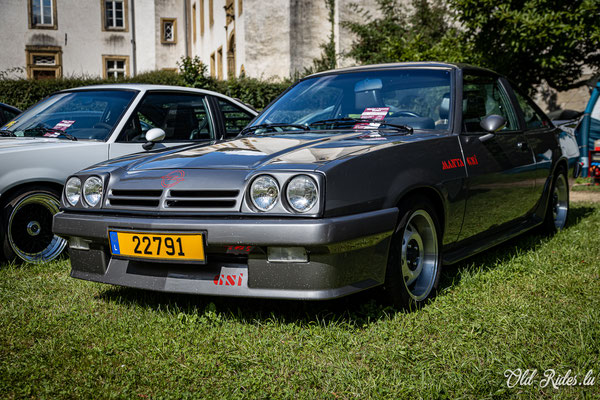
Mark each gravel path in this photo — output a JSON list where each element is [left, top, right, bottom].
[[571, 190, 600, 202]]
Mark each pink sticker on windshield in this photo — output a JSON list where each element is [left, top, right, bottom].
[[354, 107, 389, 129], [53, 120, 75, 131]]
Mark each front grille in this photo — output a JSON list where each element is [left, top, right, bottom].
[[166, 189, 239, 209], [107, 189, 162, 208], [106, 188, 240, 211]]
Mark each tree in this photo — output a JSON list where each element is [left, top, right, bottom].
[[448, 0, 600, 92], [343, 0, 466, 65], [343, 0, 600, 92]]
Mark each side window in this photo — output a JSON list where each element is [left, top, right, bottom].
[[462, 74, 519, 133], [119, 92, 214, 142], [514, 89, 550, 130], [217, 98, 255, 138]]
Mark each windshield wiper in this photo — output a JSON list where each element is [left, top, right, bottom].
[[0, 130, 16, 137], [309, 118, 413, 134], [240, 123, 310, 136], [23, 127, 78, 141]]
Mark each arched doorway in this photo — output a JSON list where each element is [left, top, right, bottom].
[[227, 31, 236, 78]]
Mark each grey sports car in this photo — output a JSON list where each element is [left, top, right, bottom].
[[0, 85, 257, 263], [53, 63, 572, 308]]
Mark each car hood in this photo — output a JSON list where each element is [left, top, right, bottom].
[[0, 137, 100, 152], [113, 131, 435, 172]]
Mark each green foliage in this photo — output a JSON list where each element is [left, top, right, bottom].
[[0, 58, 290, 111], [176, 56, 291, 109], [447, 0, 600, 91], [344, 0, 466, 65], [343, 0, 600, 93], [1, 204, 600, 398]]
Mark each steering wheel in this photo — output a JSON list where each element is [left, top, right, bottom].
[[93, 122, 113, 130], [393, 110, 423, 118]]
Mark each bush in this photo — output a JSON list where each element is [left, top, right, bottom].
[[0, 59, 291, 112]]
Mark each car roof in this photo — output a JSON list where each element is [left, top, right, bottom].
[[307, 61, 500, 78], [60, 84, 257, 111]]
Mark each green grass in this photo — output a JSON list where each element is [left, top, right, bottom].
[[1, 204, 600, 399]]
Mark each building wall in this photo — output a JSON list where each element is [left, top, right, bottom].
[[135, 0, 157, 73], [154, 0, 187, 71], [0, 0, 134, 79]]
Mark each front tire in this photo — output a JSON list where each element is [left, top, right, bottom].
[[542, 167, 569, 234], [2, 187, 67, 264], [382, 196, 442, 309]]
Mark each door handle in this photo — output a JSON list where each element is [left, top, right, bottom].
[[517, 141, 529, 151]]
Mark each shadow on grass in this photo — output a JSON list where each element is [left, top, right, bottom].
[[96, 205, 597, 325]]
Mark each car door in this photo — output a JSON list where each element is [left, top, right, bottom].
[[511, 86, 560, 202], [458, 72, 538, 240], [108, 91, 216, 159]]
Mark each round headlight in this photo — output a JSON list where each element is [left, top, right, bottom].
[[65, 177, 81, 206], [250, 175, 280, 211], [286, 175, 318, 213], [83, 176, 103, 207]]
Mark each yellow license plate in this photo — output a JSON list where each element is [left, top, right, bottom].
[[108, 231, 205, 262]]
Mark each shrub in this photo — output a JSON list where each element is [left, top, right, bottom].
[[0, 59, 291, 112]]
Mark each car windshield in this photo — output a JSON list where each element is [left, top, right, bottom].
[[1, 90, 137, 140], [250, 68, 453, 134]]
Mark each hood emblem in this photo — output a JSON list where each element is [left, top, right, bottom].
[[161, 169, 185, 188]]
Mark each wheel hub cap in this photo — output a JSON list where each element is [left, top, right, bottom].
[[399, 210, 439, 302], [26, 221, 41, 236], [7, 193, 67, 263]]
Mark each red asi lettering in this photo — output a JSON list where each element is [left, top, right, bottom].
[[213, 273, 244, 287]]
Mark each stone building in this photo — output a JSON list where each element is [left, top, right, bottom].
[[189, 0, 379, 80], [0, 0, 378, 81], [0, 0, 187, 79], [0, 0, 591, 112]]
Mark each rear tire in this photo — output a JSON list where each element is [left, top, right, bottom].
[[382, 196, 442, 309], [542, 167, 569, 234], [2, 187, 67, 264]]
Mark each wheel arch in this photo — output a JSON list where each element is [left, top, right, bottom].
[[1, 179, 63, 207], [394, 186, 446, 238]]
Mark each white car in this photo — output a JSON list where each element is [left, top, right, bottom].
[[0, 84, 257, 263]]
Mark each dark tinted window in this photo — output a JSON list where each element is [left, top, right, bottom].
[[218, 98, 254, 138], [514, 89, 550, 130], [462, 74, 518, 132], [119, 92, 214, 142]]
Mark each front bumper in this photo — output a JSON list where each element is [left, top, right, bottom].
[[53, 208, 398, 300]]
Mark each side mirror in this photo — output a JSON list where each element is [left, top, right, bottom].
[[478, 115, 507, 142], [480, 114, 506, 133], [142, 128, 166, 150]]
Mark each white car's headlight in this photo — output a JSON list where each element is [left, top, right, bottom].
[[286, 175, 318, 213], [83, 176, 103, 207], [65, 177, 81, 206], [250, 175, 279, 211]]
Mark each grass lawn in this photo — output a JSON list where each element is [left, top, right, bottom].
[[1, 203, 600, 399]]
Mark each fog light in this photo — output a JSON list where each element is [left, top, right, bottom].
[[267, 247, 308, 263], [69, 236, 91, 251]]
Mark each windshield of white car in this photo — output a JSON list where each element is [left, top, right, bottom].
[[251, 69, 452, 133], [0, 90, 137, 141]]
